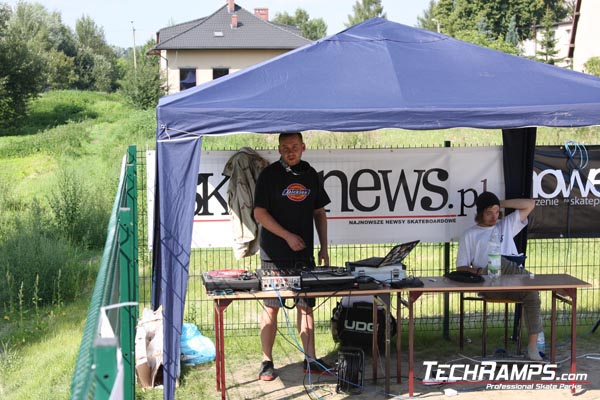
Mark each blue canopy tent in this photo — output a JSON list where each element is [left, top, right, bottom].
[[153, 18, 600, 399]]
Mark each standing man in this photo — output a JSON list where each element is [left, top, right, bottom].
[[254, 132, 331, 380], [456, 191, 543, 361]]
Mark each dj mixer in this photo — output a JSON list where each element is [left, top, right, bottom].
[[257, 267, 356, 291], [256, 268, 301, 291]]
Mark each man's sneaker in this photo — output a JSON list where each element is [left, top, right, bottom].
[[258, 360, 276, 381], [527, 346, 543, 362], [303, 358, 334, 375]]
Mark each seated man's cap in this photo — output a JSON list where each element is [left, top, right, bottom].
[[476, 191, 500, 214]]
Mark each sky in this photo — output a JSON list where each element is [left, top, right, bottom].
[[6, 0, 431, 48]]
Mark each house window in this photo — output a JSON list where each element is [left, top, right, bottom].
[[180, 68, 196, 91], [213, 68, 229, 80]]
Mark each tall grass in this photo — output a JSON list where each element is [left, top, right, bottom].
[[201, 126, 600, 151], [0, 200, 96, 310], [47, 167, 109, 247], [0, 90, 153, 400]]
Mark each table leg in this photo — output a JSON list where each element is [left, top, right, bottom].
[[214, 299, 232, 400], [554, 289, 579, 395], [372, 300, 378, 383], [569, 289, 577, 395], [386, 305, 391, 395], [396, 295, 403, 384], [214, 301, 221, 392], [551, 292, 557, 363], [408, 292, 422, 397]]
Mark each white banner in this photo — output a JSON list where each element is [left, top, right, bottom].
[[147, 147, 504, 248]]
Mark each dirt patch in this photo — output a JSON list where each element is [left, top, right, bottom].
[[223, 333, 600, 399]]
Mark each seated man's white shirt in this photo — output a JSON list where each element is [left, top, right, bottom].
[[456, 210, 527, 269]]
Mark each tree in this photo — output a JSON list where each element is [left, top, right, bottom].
[[74, 15, 119, 91], [272, 8, 327, 40], [120, 39, 166, 109], [73, 45, 95, 90], [75, 15, 113, 58], [536, 7, 561, 65], [91, 54, 113, 92], [583, 57, 600, 76], [455, 29, 518, 55], [425, 0, 568, 43], [475, 13, 493, 38], [0, 3, 46, 129], [505, 15, 519, 48], [46, 49, 77, 89], [302, 18, 327, 40], [345, 0, 386, 28], [416, 0, 438, 32], [7, 2, 77, 90]]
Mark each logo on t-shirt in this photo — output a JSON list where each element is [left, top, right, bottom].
[[282, 183, 311, 202]]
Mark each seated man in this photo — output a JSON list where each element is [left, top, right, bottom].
[[456, 191, 543, 361]]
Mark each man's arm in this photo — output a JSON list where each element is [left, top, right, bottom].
[[500, 198, 535, 222], [313, 207, 329, 266], [455, 232, 484, 274], [254, 207, 306, 251]]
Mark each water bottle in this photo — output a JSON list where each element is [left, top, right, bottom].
[[487, 228, 501, 280], [537, 331, 546, 357]]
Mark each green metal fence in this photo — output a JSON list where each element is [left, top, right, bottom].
[[70, 145, 138, 400], [135, 146, 599, 337]]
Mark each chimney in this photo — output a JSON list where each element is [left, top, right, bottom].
[[254, 8, 269, 21], [231, 14, 238, 28], [227, 0, 235, 13]]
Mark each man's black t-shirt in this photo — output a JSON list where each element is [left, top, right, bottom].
[[254, 160, 330, 268]]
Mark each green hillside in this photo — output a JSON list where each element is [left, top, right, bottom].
[[0, 90, 156, 400]]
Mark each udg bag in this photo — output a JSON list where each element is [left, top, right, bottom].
[[331, 300, 397, 352]]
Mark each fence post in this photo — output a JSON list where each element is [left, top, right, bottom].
[[127, 145, 139, 296], [443, 140, 451, 340], [119, 145, 138, 400], [93, 337, 118, 400]]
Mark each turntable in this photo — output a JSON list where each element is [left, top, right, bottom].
[[201, 269, 260, 292]]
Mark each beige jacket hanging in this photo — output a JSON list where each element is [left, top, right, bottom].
[[222, 147, 269, 259]]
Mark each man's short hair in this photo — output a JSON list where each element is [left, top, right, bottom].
[[278, 132, 303, 143]]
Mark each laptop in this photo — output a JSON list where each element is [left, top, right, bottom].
[[347, 240, 420, 268]]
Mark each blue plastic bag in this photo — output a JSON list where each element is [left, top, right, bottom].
[[180, 323, 216, 365]]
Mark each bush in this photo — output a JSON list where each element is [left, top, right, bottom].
[[47, 167, 109, 249], [0, 208, 94, 310], [583, 56, 600, 76]]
